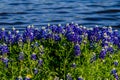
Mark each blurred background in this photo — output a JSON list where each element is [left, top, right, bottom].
[[0, 0, 120, 31]]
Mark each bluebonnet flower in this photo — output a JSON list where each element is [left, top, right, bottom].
[[101, 40, 109, 47], [77, 35, 82, 43], [23, 25, 35, 42], [99, 49, 106, 59], [113, 30, 119, 36], [111, 68, 117, 74], [46, 29, 53, 39], [39, 45, 44, 54], [111, 68, 119, 80], [33, 28, 40, 39], [25, 74, 32, 80], [65, 23, 72, 34], [50, 25, 57, 33], [71, 63, 76, 68], [0, 44, 9, 55], [16, 76, 23, 80], [18, 38, 23, 47], [39, 27, 47, 39], [66, 32, 78, 43], [66, 73, 72, 80], [2, 57, 9, 67], [102, 32, 109, 40], [74, 44, 81, 56], [113, 37, 119, 45], [7, 28, 21, 44], [113, 73, 119, 80], [18, 52, 24, 61], [6, 31, 13, 44], [107, 45, 114, 53], [14, 30, 21, 42], [90, 52, 96, 63], [34, 42, 39, 47], [108, 27, 113, 34], [78, 76, 83, 80], [38, 59, 43, 66], [55, 24, 63, 34], [34, 68, 38, 74], [74, 26, 83, 35], [54, 34, 61, 41], [83, 40, 87, 44], [11, 27, 17, 34], [0, 28, 6, 41], [87, 27, 100, 42], [31, 53, 37, 60], [114, 60, 118, 66]]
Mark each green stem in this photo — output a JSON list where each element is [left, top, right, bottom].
[[64, 59, 67, 80]]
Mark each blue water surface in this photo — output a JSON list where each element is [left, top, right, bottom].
[[0, 0, 120, 30]]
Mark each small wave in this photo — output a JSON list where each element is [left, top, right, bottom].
[[0, 12, 28, 16], [0, 22, 27, 25], [95, 9, 120, 13], [9, 3, 32, 5], [55, 11, 70, 14], [83, 17, 117, 21], [44, 20, 65, 23], [42, 6, 74, 10]]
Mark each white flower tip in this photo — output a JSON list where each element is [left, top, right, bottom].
[[66, 23, 69, 26], [83, 26, 86, 29], [73, 63, 76, 65], [31, 25, 34, 28], [27, 25, 31, 28], [114, 30, 118, 32], [103, 26, 107, 29], [75, 23, 78, 26], [89, 28, 93, 30], [8, 31, 11, 34], [48, 23, 50, 26], [19, 39, 22, 42], [16, 30, 19, 33], [42, 26, 46, 30], [110, 45, 113, 47], [30, 32, 33, 35], [109, 26, 112, 29], [71, 32, 74, 34], [2, 28, 5, 31], [35, 28, 38, 30], [33, 52, 36, 54], [67, 73, 71, 76], [12, 27, 16, 30], [113, 68, 116, 70], [95, 25, 99, 27], [58, 24, 61, 27], [102, 48, 105, 51], [80, 25, 83, 28]]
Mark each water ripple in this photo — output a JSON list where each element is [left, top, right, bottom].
[[0, 0, 119, 30]]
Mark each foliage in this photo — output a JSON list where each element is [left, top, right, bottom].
[[0, 23, 120, 80]]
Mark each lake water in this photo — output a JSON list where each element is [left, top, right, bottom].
[[0, 0, 120, 31]]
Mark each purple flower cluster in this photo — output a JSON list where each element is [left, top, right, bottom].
[[0, 23, 119, 49], [0, 23, 120, 79], [67, 73, 72, 80], [111, 68, 119, 80], [74, 44, 81, 56], [114, 60, 118, 66], [1, 57, 9, 67], [0, 44, 9, 55]]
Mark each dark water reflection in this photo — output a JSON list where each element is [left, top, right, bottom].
[[0, 0, 120, 30]]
